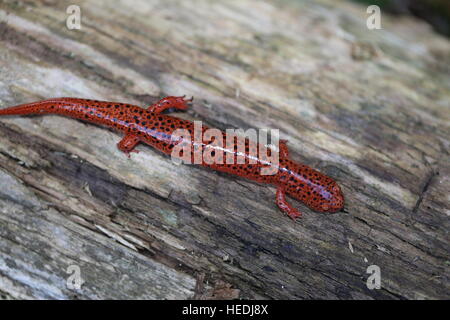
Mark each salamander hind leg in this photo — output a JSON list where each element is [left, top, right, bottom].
[[276, 187, 302, 220], [148, 95, 193, 113], [117, 134, 141, 158]]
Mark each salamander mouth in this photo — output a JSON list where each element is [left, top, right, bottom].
[[313, 192, 344, 213], [327, 204, 344, 212], [324, 197, 345, 212]]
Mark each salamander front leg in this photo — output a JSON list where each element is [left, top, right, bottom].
[[276, 187, 302, 220], [279, 139, 289, 158], [117, 134, 140, 158], [148, 95, 193, 113]]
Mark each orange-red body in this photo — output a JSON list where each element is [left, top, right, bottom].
[[0, 96, 344, 219]]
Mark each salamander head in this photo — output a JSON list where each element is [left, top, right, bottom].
[[281, 161, 345, 213], [311, 181, 345, 213]]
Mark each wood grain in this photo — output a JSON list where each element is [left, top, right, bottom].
[[0, 0, 449, 299]]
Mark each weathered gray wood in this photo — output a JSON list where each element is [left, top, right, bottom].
[[0, 0, 449, 299]]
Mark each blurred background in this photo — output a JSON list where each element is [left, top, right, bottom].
[[353, 0, 450, 37]]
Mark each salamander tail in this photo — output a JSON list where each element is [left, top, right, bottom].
[[0, 99, 72, 116]]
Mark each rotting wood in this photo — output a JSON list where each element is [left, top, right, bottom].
[[0, 0, 449, 299]]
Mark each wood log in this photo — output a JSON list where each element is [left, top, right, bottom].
[[0, 0, 449, 299]]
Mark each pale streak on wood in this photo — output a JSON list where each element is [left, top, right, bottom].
[[94, 225, 138, 251], [0, 10, 160, 97]]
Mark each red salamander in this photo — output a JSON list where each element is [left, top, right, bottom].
[[0, 96, 344, 219]]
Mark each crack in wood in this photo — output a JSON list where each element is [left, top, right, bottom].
[[412, 170, 437, 214]]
